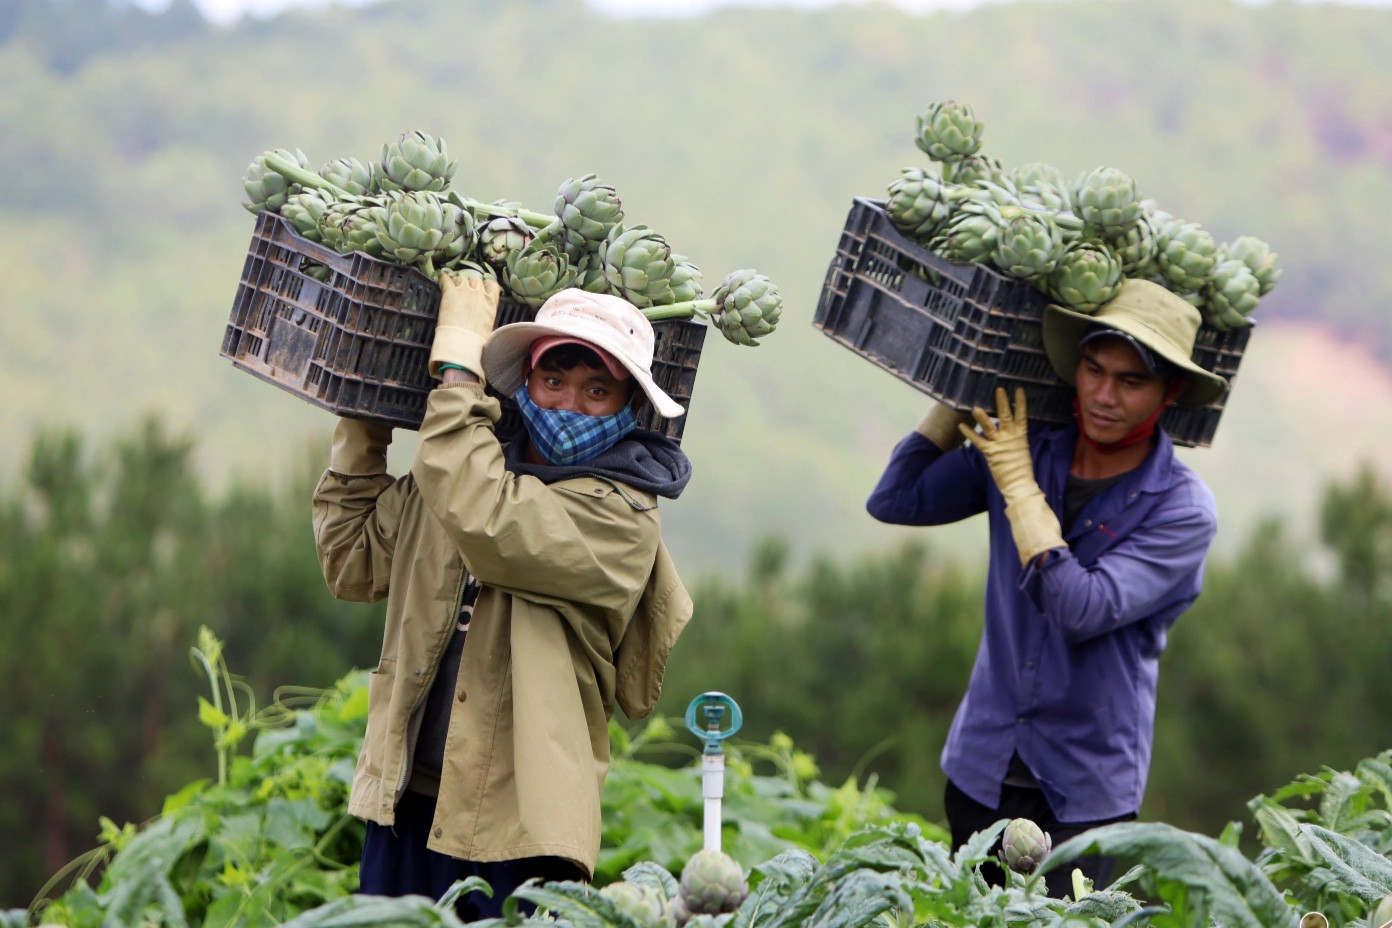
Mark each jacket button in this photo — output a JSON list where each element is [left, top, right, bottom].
[[1082, 519, 1092, 528], [434, 826, 443, 838], [457, 690, 467, 703]]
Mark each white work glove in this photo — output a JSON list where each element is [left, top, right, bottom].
[[428, 273, 502, 382], [959, 387, 1065, 567], [915, 401, 974, 450]]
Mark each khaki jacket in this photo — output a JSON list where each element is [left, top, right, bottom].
[[311, 383, 692, 877]]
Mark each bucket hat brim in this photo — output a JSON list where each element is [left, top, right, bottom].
[[1042, 279, 1231, 409]]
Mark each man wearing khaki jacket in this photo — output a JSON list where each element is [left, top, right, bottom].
[[313, 276, 694, 918]]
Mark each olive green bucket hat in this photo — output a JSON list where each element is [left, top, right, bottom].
[[1042, 278, 1230, 409]]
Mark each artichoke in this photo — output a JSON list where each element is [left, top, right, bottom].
[[1047, 240, 1125, 312], [1012, 161, 1069, 193], [664, 254, 704, 305], [319, 156, 376, 197], [505, 243, 577, 309], [554, 173, 624, 251], [1001, 817, 1052, 874], [942, 152, 1005, 188], [373, 190, 472, 275], [242, 147, 310, 215], [710, 269, 781, 346], [375, 130, 456, 193], [914, 100, 984, 163], [678, 849, 749, 915], [1368, 894, 1392, 928], [600, 224, 677, 308], [1099, 209, 1160, 277], [1154, 219, 1218, 294], [885, 167, 958, 240], [478, 214, 534, 269], [1219, 235, 1281, 295], [993, 212, 1064, 280], [600, 880, 669, 928], [930, 210, 999, 265], [957, 177, 1025, 226], [318, 194, 387, 258], [572, 250, 611, 294], [1072, 166, 1142, 234], [280, 189, 333, 241], [1203, 258, 1260, 331]]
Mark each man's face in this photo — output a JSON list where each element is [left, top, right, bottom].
[[525, 356, 631, 418], [1073, 336, 1175, 444]]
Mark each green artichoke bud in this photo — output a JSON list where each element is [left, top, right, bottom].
[[1051, 210, 1087, 247], [1203, 258, 1260, 331], [600, 881, 670, 928], [942, 152, 1005, 187], [679, 849, 749, 915], [665, 254, 704, 305], [958, 178, 1025, 226], [242, 147, 310, 214], [375, 130, 456, 193], [478, 215, 534, 269], [1072, 166, 1142, 233], [1047, 240, 1125, 313], [1001, 818, 1052, 874], [667, 894, 692, 928], [1219, 235, 1281, 295], [280, 189, 333, 241], [1101, 209, 1160, 277], [600, 224, 676, 308], [931, 210, 999, 265], [914, 100, 984, 163], [555, 173, 624, 251], [1018, 178, 1073, 215], [1367, 893, 1392, 928], [993, 212, 1064, 280], [885, 167, 958, 239], [439, 260, 496, 283], [319, 156, 376, 197], [318, 194, 387, 258], [373, 190, 470, 272], [1012, 161, 1069, 193], [1154, 219, 1218, 294], [505, 243, 577, 309], [572, 251, 611, 294], [710, 269, 781, 347]]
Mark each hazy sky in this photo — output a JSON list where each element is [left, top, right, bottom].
[[136, 0, 1392, 28]]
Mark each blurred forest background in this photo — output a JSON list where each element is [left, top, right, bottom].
[[5, 0, 1392, 909]]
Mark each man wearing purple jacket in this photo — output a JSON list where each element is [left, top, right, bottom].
[[867, 279, 1229, 896]]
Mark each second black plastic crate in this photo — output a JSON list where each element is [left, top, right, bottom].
[[813, 197, 1250, 448], [222, 211, 705, 443]]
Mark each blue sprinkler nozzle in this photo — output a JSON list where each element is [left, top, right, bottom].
[[685, 691, 743, 755]]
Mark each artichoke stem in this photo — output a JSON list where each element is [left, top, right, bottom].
[[263, 152, 349, 199], [465, 200, 553, 230], [643, 300, 716, 322]]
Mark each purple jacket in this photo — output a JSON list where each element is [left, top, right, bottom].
[[866, 422, 1216, 822]]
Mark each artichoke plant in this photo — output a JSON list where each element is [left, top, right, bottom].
[[677, 849, 749, 916], [943, 152, 1005, 187], [373, 190, 473, 277], [1101, 209, 1160, 277], [600, 224, 677, 308], [1203, 258, 1260, 331], [914, 99, 985, 163], [318, 194, 387, 258], [665, 254, 704, 305], [1047, 240, 1125, 312], [242, 147, 310, 215], [279, 189, 332, 242], [1012, 161, 1069, 193], [599, 880, 668, 928], [477, 214, 533, 269], [930, 210, 999, 265], [1001, 817, 1052, 874]]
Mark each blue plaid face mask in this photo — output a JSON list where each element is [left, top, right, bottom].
[[514, 384, 638, 465]]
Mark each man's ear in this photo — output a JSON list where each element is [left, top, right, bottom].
[[1164, 377, 1189, 406], [629, 385, 648, 412]]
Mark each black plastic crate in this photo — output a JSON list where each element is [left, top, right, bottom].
[[813, 197, 1249, 448], [222, 211, 705, 443]]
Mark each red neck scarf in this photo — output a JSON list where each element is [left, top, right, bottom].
[[1073, 397, 1166, 455]]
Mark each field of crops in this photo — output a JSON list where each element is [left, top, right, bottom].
[[8, 629, 1391, 928]]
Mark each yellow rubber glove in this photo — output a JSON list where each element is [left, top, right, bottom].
[[915, 401, 974, 450], [958, 386, 1065, 567], [428, 273, 502, 382]]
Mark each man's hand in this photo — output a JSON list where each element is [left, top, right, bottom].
[[960, 387, 1065, 567], [429, 273, 502, 382], [916, 401, 973, 451]]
